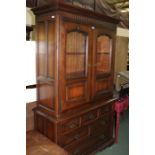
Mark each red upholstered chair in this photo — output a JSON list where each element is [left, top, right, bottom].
[[114, 96, 129, 143]]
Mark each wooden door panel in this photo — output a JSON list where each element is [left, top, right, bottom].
[[92, 28, 115, 98], [60, 21, 92, 111], [66, 82, 87, 102], [96, 78, 112, 94]]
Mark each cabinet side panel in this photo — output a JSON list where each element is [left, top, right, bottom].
[[36, 17, 56, 112], [37, 22, 46, 77], [38, 83, 55, 109], [47, 21, 55, 79]]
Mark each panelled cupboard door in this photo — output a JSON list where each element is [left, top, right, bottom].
[[60, 22, 92, 111], [92, 28, 115, 98]]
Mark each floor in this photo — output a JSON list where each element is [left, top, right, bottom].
[[96, 109, 129, 155], [26, 131, 69, 155]]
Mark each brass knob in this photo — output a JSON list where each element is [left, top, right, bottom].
[[91, 26, 95, 30], [69, 123, 77, 129], [51, 15, 55, 19]]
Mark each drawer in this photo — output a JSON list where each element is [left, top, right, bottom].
[[100, 103, 113, 116], [65, 132, 112, 155], [81, 110, 98, 125], [60, 117, 80, 133], [65, 136, 97, 155], [95, 131, 112, 146], [59, 127, 89, 146], [90, 114, 112, 135]]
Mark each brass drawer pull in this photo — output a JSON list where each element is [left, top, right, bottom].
[[69, 123, 77, 129], [74, 134, 80, 140], [88, 114, 95, 120]]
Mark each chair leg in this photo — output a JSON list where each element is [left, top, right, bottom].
[[115, 112, 120, 143]]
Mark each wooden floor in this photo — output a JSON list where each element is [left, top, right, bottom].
[[26, 131, 69, 155]]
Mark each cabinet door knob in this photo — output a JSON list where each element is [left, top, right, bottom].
[[51, 15, 55, 19], [91, 26, 95, 30]]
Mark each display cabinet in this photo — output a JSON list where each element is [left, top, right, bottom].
[[32, 0, 119, 154]]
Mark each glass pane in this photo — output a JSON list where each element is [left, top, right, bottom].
[[66, 31, 87, 78], [66, 31, 86, 53], [66, 54, 85, 78], [97, 35, 111, 53], [97, 54, 111, 73], [96, 35, 112, 73]]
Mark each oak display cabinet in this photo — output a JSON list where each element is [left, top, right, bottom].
[[32, 0, 119, 154]]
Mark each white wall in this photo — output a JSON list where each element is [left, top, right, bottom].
[[26, 41, 36, 103], [26, 7, 36, 103], [26, 7, 37, 103]]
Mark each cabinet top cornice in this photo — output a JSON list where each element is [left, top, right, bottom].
[[32, 1, 120, 25]]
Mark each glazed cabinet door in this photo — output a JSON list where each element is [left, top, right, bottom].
[[60, 21, 92, 111], [92, 27, 115, 99], [36, 16, 56, 112]]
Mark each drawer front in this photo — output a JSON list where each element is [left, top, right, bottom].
[[81, 110, 98, 125], [59, 127, 89, 146], [100, 103, 113, 116], [65, 132, 112, 155], [90, 113, 112, 135], [65, 136, 97, 155], [95, 131, 112, 147], [60, 117, 80, 133]]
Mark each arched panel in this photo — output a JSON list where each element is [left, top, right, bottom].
[[96, 35, 112, 74], [66, 31, 88, 78]]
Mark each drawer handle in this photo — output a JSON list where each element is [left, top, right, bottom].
[[74, 134, 80, 140], [69, 123, 77, 129], [74, 149, 81, 155], [100, 134, 105, 140], [87, 114, 95, 120]]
